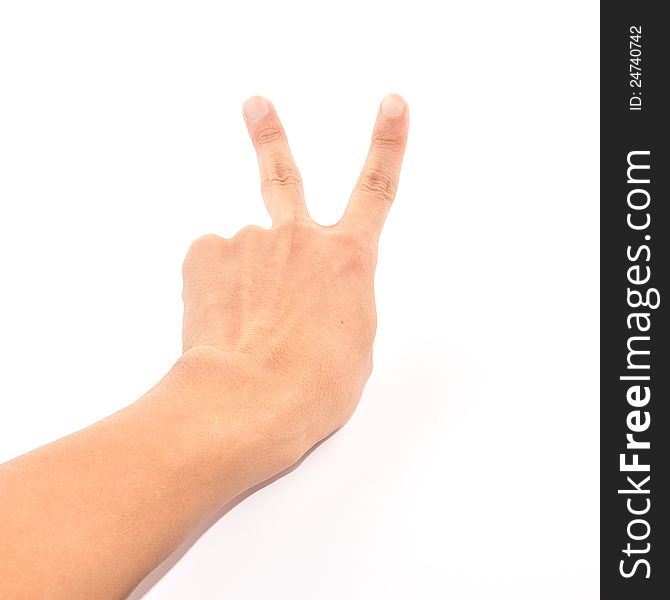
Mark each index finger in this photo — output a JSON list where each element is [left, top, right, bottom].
[[340, 94, 409, 241]]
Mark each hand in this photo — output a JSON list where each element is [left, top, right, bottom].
[[177, 94, 409, 476], [0, 94, 408, 600]]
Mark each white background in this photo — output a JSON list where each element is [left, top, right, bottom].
[[0, 1, 599, 598]]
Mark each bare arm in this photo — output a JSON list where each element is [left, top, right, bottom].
[[0, 94, 409, 600]]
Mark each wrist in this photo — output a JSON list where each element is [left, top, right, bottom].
[[154, 346, 309, 493]]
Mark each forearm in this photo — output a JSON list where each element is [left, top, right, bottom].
[[0, 349, 295, 600]]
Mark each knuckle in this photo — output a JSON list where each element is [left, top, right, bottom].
[[254, 124, 284, 146], [237, 224, 265, 236], [372, 127, 405, 152], [358, 166, 397, 202], [183, 234, 225, 274], [234, 224, 265, 244], [261, 163, 302, 193], [186, 233, 224, 257]]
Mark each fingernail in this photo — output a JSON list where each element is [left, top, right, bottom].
[[380, 94, 406, 118], [243, 96, 270, 120]]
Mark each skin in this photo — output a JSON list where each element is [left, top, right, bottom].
[[0, 93, 409, 600]]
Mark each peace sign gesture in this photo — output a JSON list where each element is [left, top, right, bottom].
[[0, 95, 410, 600], [180, 94, 409, 465]]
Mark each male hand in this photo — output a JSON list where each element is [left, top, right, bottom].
[[178, 94, 409, 477], [0, 94, 408, 600]]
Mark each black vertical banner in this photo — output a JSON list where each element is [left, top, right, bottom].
[[601, 2, 669, 597]]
